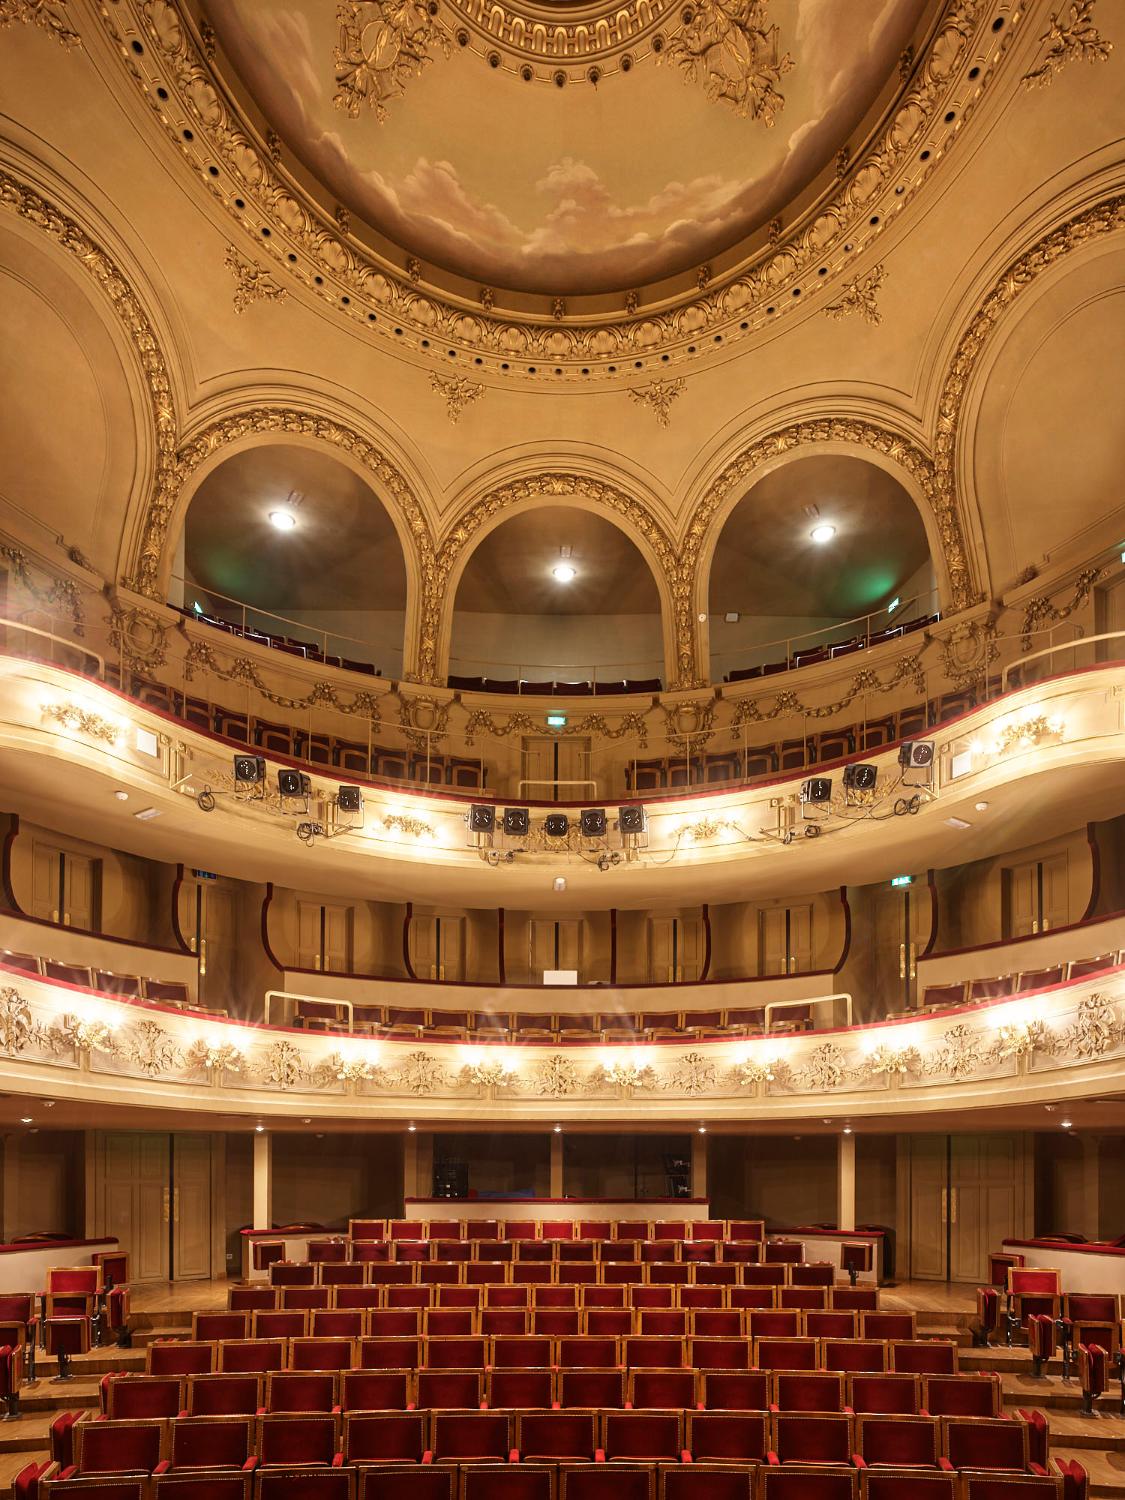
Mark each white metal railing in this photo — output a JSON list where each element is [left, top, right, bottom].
[[764, 993, 853, 1032], [0, 620, 105, 678], [265, 990, 355, 1033], [1002, 629, 1125, 691]]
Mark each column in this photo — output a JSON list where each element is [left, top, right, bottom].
[[403, 1130, 419, 1202], [1079, 1135, 1101, 1242], [691, 1132, 708, 1203], [837, 1132, 856, 1232], [252, 1130, 272, 1231], [550, 1131, 564, 1198]]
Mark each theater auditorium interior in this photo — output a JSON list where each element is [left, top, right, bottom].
[[0, 0, 1124, 1496]]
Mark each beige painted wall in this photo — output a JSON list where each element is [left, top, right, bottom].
[[271, 1133, 403, 1229], [0, 1130, 84, 1239], [932, 828, 1093, 953]]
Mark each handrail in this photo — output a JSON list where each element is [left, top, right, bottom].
[[171, 574, 374, 653], [1, 620, 104, 678], [516, 778, 599, 797], [265, 989, 354, 1033], [710, 587, 943, 672], [764, 992, 852, 1033], [1002, 629, 1125, 691]]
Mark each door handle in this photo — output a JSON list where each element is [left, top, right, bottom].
[[162, 1188, 170, 1224], [899, 943, 906, 979], [940, 1188, 947, 1225], [950, 1188, 958, 1226], [199, 938, 206, 978], [909, 943, 916, 980], [173, 1187, 180, 1224]]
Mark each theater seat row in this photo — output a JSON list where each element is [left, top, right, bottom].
[[262, 1260, 838, 1286], [237, 1284, 880, 1313]]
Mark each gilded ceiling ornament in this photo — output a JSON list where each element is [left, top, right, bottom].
[[225, 244, 287, 314], [333, 0, 451, 122], [407, 256, 422, 282], [0, 0, 80, 47], [625, 290, 639, 315], [937, 616, 998, 688], [334, 204, 352, 234], [823, 264, 886, 326], [627, 378, 686, 428], [1019, 566, 1102, 650], [97, 0, 1008, 374], [431, 373, 484, 424], [479, 286, 495, 311], [42, 701, 122, 744], [552, 298, 567, 321], [1022, 0, 1112, 87], [0, 543, 85, 634], [265, 128, 282, 162], [441, 0, 674, 69], [657, 0, 791, 122]]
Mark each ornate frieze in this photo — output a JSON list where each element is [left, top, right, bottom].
[[0, 0, 80, 47], [430, 374, 484, 424], [1019, 566, 1102, 651], [225, 245, 287, 314], [0, 543, 85, 634]]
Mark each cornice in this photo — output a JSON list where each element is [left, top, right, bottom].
[[89, 0, 1023, 382]]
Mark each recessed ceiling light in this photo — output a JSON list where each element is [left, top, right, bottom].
[[552, 563, 577, 583], [133, 807, 161, 821], [1060, 1118, 1073, 1129], [554, 1124, 562, 1133], [945, 816, 971, 830], [407, 1123, 417, 1133], [254, 1124, 264, 1133], [20, 1117, 32, 1125], [697, 1125, 707, 1134], [974, 801, 989, 812], [842, 1126, 853, 1135], [269, 509, 298, 532], [810, 524, 836, 544], [113, 790, 129, 802]]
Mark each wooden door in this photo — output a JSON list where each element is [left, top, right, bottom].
[[438, 917, 465, 981], [1040, 853, 1069, 933], [409, 916, 438, 979], [520, 737, 591, 800], [520, 738, 555, 799], [31, 843, 60, 923], [297, 902, 354, 972], [908, 1136, 948, 1281], [1006, 859, 1040, 938], [556, 739, 592, 798], [62, 853, 95, 930], [172, 1135, 212, 1281], [787, 905, 812, 974], [649, 917, 676, 982], [759, 907, 788, 976], [950, 1134, 1021, 1283], [102, 1132, 170, 1283], [179, 879, 236, 1007]]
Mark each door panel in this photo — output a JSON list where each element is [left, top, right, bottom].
[[63, 853, 94, 930], [297, 902, 323, 970], [909, 1136, 947, 1281], [649, 917, 676, 982], [759, 908, 787, 977], [103, 1132, 170, 1284], [409, 916, 437, 979], [1006, 860, 1040, 938], [173, 1135, 212, 1281], [1041, 854, 1069, 933], [787, 906, 812, 974], [323, 905, 353, 973], [31, 844, 60, 923]]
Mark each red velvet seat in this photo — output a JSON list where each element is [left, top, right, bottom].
[[534, 1311, 582, 1337], [859, 1472, 956, 1500], [256, 1412, 342, 1468], [758, 1468, 857, 1499], [424, 1337, 486, 1370], [357, 1338, 421, 1370], [424, 1310, 476, 1337], [685, 1409, 769, 1463], [658, 1467, 753, 1500], [283, 1291, 332, 1313], [959, 1476, 1067, 1499], [537, 1289, 579, 1310], [603, 1410, 683, 1461], [45, 1315, 90, 1379], [861, 1314, 915, 1342], [939, 1416, 1043, 1475], [847, 1374, 920, 1415], [343, 1410, 430, 1464], [890, 1344, 957, 1377], [781, 1289, 828, 1313], [460, 1467, 554, 1500], [312, 1313, 365, 1341], [624, 1338, 684, 1371], [821, 1340, 886, 1374], [923, 1375, 1002, 1419], [255, 1312, 309, 1341], [586, 1309, 633, 1337], [71, 1416, 166, 1474], [339, 1370, 411, 1412], [154, 1474, 253, 1500], [493, 1336, 553, 1369], [488, 1368, 554, 1409], [483, 1310, 530, 1336], [265, 1372, 339, 1414], [854, 1413, 939, 1469], [755, 1338, 818, 1371], [232, 1290, 279, 1313], [337, 1294, 384, 1316], [557, 1369, 625, 1408], [254, 1471, 354, 1500], [559, 1466, 655, 1500], [688, 1338, 749, 1372], [700, 1371, 770, 1411], [101, 1373, 185, 1419], [517, 1408, 599, 1461], [270, 1265, 318, 1290], [791, 1265, 835, 1290], [1026, 1315, 1056, 1377], [690, 1313, 742, 1339], [558, 1337, 620, 1370], [639, 1311, 688, 1338], [355, 1468, 454, 1499], [166, 1414, 256, 1472], [1064, 1293, 1119, 1353], [489, 1287, 532, 1309], [368, 1313, 420, 1339], [805, 1314, 858, 1342], [695, 1265, 740, 1286], [830, 1290, 878, 1314], [195, 1314, 250, 1343], [1007, 1270, 1062, 1330], [769, 1412, 854, 1466], [628, 1368, 697, 1410], [773, 1372, 846, 1413], [430, 1410, 513, 1463], [415, 1369, 484, 1409], [680, 1290, 726, 1312], [731, 1289, 777, 1312], [748, 1312, 800, 1340], [633, 1290, 677, 1311], [187, 1374, 263, 1416], [221, 1341, 287, 1375], [321, 1266, 366, 1289]]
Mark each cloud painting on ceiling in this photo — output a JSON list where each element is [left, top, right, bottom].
[[207, 0, 930, 295]]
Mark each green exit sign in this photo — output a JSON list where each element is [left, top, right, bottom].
[[546, 714, 567, 728], [890, 874, 914, 887]]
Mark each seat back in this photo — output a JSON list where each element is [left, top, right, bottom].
[[924, 1373, 1001, 1418], [187, 1373, 262, 1416], [488, 1367, 554, 1409], [147, 1342, 217, 1377], [603, 1410, 683, 1460], [256, 1412, 339, 1467], [340, 1368, 410, 1411], [685, 1410, 769, 1463], [344, 1410, 427, 1463], [890, 1341, 957, 1376], [517, 1409, 599, 1461], [941, 1415, 1029, 1472], [770, 1411, 853, 1466], [219, 1339, 286, 1374], [104, 1374, 185, 1419], [265, 1371, 338, 1413], [431, 1410, 512, 1461], [74, 1418, 165, 1474], [169, 1415, 254, 1470], [855, 1413, 940, 1468], [700, 1370, 770, 1411], [772, 1371, 846, 1412], [847, 1373, 920, 1414]]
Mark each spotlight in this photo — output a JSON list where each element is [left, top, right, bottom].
[[552, 564, 577, 583], [269, 509, 297, 532], [898, 741, 934, 770], [618, 804, 647, 836], [544, 813, 570, 838], [233, 754, 266, 785], [337, 786, 363, 814], [503, 807, 530, 837], [553, 877, 567, 893], [278, 768, 311, 799], [800, 777, 832, 804], [468, 804, 496, 835], [580, 808, 607, 838], [810, 524, 836, 544], [842, 763, 878, 793]]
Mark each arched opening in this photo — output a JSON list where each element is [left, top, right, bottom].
[[173, 443, 409, 676], [707, 454, 935, 683], [448, 505, 665, 692]]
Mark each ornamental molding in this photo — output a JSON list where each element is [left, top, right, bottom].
[[93, 0, 1011, 375], [41, 700, 122, 744], [0, 542, 85, 634], [106, 602, 170, 672], [333, 0, 452, 123], [1, 975, 1120, 1115], [430, 374, 485, 424], [728, 651, 927, 728], [462, 708, 649, 745], [823, 264, 886, 327], [1019, 566, 1103, 650], [656, 0, 791, 122], [225, 244, 287, 314], [0, 0, 80, 47], [181, 633, 387, 724], [1022, 0, 1112, 87], [627, 379, 686, 428]]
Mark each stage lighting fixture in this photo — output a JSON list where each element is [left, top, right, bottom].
[[580, 808, 607, 838], [842, 763, 878, 792], [898, 740, 934, 769], [278, 769, 311, 798], [468, 804, 496, 835], [544, 813, 570, 838], [233, 754, 266, 785], [800, 777, 832, 804], [503, 808, 530, 837], [337, 786, 363, 814], [618, 804, 647, 835]]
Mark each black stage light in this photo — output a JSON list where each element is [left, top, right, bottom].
[[278, 769, 311, 798], [233, 754, 266, 785], [800, 777, 833, 804], [898, 741, 935, 769], [468, 804, 496, 835], [842, 763, 878, 792], [503, 808, 530, 837], [618, 804, 647, 835], [337, 786, 363, 814], [580, 808, 607, 838], [544, 813, 570, 838]]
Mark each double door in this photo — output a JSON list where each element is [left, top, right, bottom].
[[908, 1134, 1026, 1282], [409, 915, 465, 981], [649, 915, 703, 983], [177, 876, 236, 1010], [530, 918, 581, 980], [520, 737, 592, 801], [1005, 854, 1068, 937], [874, 883, 933, 1010], [100, 1132, 213, 1282], [759, 904, 811, 976], [32, 842, 97, 929]]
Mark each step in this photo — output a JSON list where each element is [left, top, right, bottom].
[[0, 1449, 49, 1500], [1002, 1372, 1124, 1414], [130, 1325, 191, 1348], [17, 1378, 100, 1414], [36, 1348, 145, 1378], [1044, 1412, 1125, 1452]]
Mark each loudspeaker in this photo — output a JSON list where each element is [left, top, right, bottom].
[[337, 786, 363, 813], [842, 763, 878, 792], [233, 754, 266, 785], [544, 813, 570, 838], [468, 804, 496, 834], [580, 808, 607, 837], [898, 740, 935, 769], [503, 808, 530, 837], [800, 777, 833, 803], [618, 804, 647, 835], [278, 769, 311, 797]]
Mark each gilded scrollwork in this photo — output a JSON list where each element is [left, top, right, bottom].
[[937, 616, 998, 687], [1019, 567, 1102, 651], [388, 1050, 450, 1094], [119, 1018, 183, 1076], [42, 702, 122, 744], [462, 708, 649, 747], [0, 0, 80, 47], [657, 0, 791, 122], [728, 652, 926, 730], [107, 603, 170, 672], [1050, 992, 1121, 1058], [333, 0, 451, 122], [430, 374, 485, 425], [1022, 1, 1112, 87], [181, 629, 386, 724], [627, 379, 686, 429], [0, 987, 49, 1055], [257, 1039, 308, 1088], [534, 1054, 581, 1099], [225, 244, 287, 314], [0, 543, 85, 634], [663, 1051, 717, 1095], [824, 265, 886, 326]]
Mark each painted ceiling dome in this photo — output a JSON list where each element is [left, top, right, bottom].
[[206, 0, 934, 296]]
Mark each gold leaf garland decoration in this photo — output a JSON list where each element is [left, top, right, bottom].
[[225, 244, 287, 314], [1022, 0, 1112, 87], [0, 0, 80, 47], [0, 543, 85, 634], [824, 264, 886, 326]]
